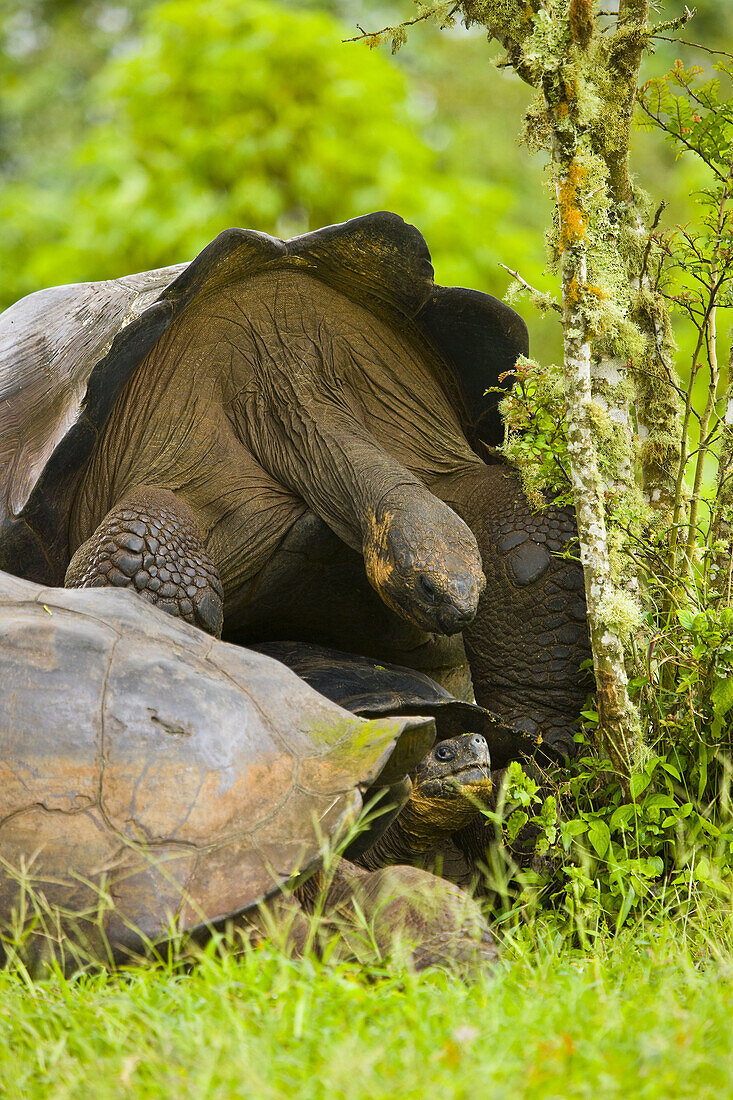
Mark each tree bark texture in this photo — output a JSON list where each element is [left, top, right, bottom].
[[481, 0, 646, 776], [712, 339, 733, 604], [556, 162, 640, 779]]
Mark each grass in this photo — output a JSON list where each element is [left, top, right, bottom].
[[2, 915, 733, 1100]]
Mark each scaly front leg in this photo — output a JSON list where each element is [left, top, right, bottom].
[[65, 486, 224, 636]]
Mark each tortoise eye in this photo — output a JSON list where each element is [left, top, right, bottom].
[[435, 743, 454, 761]]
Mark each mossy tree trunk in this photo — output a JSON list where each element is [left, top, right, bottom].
[[539, 5, 644, 780], [352, 0, 693, 780], [712, 340, 733, 603], [464, 0, 658, 779]]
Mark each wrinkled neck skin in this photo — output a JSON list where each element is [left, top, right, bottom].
[[238, 381, 488, 634], [220, 270, 486, 635], [356, 782, 491, 872], [431, 463, 592, 758]]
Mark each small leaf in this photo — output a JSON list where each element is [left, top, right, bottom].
[[677, 608, 696, 631], [561, 818, 588, 840], [506, 809, 529, 843], [616, 885, 636, 929], [587, 818, 611, 859], [630, 773, 652, 799]]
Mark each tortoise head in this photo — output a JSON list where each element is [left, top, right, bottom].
[[414, 733, 492, 800], [362, 491, 485, 635], [392, 733, 493, 853]]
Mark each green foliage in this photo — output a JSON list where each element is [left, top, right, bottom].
[[6, 928, 733, 1099], [636, 61, 732, 544], [0, 0, 419, 298], [639, 60, 733, 183], [484, 599, 733, 933], [638, 61, 733, 336], [0, 0, 531, 310], [497, 354, 573, 508], [501, 760, 558, 855]]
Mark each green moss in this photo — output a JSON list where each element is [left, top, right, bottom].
[[504, 277, 559, 315], [463, 0, 533, 44], [595, 588, 643, 635], [521, 93, 553, 151], [523, 3, 573, 80]]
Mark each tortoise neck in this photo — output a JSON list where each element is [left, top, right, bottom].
[[233, 388, 430, 555], [357, 787, 482, 871]]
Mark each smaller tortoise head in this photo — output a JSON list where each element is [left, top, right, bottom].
[[363, 493, 485, 635], [398, 733, 493, 852], [414, 733, 492, 800], [361, 733, 493, 867]]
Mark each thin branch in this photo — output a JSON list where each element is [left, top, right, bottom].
[[631, 362, 687, 403], [636, 99, 727, 181], [639, 202, 666, 283], [651, 35, 733, 60], [498, 262, 562, 313], [343, 6, 459, 44], [647, 8, 696, 36]]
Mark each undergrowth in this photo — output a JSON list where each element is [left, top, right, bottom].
[[2, 905, 733, 1100]]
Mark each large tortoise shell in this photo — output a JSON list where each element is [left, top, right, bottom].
[[0, 212, 527, 585], [253, 640, 541, 768], [0, 568, 433, 964]]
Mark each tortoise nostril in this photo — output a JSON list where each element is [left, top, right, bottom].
[[419, 575, 437, 602]]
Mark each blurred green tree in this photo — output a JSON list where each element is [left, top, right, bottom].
[[0, 0, 533, 309]]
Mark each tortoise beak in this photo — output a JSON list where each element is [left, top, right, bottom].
[[436, 604, 476, 634], [434, 565, 484, 634]]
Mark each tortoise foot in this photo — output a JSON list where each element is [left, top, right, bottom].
[[65, 487, 224, 636], [304, 860, 498, 975]]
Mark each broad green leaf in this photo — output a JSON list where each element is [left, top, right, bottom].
[[587, 818, 611, 859], [630, 773, 652, 799], [643, 793, 678, 812], [677, 608, 697, 631], [711, 677, 733, 717], [610, 804, 637, 830], [506, 809, 529, 843]]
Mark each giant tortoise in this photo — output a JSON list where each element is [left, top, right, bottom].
[[0, 212, 590, 756], [0, 569, 498, 972]]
